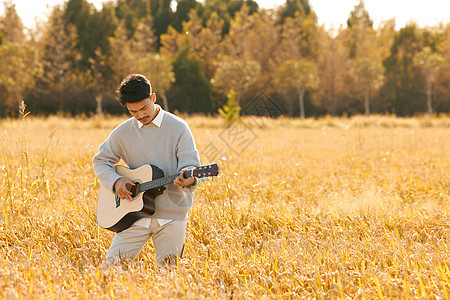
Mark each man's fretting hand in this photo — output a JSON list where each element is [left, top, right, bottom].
[[174, 169, 196, 187]]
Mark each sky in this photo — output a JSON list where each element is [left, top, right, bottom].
[[2, 0, 449, 31]]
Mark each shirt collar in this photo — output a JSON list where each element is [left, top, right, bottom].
[[137, 104, 164, 129]]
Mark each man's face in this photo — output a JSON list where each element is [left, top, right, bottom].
[[125, 94, 157, 125]]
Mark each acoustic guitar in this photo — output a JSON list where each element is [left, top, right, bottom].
[[97, 163, 219, 232]]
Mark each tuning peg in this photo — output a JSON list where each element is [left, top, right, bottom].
[[205, 178, 210, 181]]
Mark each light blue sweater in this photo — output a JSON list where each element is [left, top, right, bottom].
[[93, 108, 201, 220]]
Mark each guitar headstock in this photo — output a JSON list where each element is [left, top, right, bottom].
[[193, 163, 219, 179]]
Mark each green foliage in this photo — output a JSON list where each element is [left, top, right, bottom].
[[172, 0, 200, 32], [64, 0, 98, 68], [198, 0, 258, 35], [218, 89, 241, 122], [115, 0, 152, 37], [151, 0, 174, 46], [171, 37, 213, 114], [277, 0, 311, 24], [383, 24, 424, 115]]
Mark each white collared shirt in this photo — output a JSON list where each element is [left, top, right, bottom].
[[137, 104, 164, 129]]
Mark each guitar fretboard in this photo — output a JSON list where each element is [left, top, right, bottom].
[[139, 170, 193, 192]]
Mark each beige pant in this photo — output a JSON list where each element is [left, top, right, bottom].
[[101, 218, 186, 268]]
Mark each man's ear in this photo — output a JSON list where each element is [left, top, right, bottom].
[[151, 93, 156, 102]]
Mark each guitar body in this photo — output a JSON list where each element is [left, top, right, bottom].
[[96, 164, 165, 232]]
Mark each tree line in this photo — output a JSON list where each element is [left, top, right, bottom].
[[0, 0, 449, 118]]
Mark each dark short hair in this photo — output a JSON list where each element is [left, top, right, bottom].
[[117, 74, 152, 105]]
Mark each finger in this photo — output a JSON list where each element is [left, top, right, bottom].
[[125, 179, 135, 186], [179, 169, 188, 179], [175, 177, 187, 186], [119, 192, 132, 201]]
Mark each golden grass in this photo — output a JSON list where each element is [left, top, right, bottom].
[[0, 113, 449, 298]]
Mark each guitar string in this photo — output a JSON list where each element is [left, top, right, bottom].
[[139, 170, 193, 192]]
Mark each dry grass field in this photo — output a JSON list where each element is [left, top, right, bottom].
[[0, 112, 449, 299]]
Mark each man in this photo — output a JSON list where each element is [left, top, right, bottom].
[[93, 74, 200, 268]]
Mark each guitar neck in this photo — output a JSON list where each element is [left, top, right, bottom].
[[139, 170, 193, 192]]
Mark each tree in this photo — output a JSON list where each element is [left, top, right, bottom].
[[0, 0, 41, 117], [151, 0, 174, 45], [36, 5, 90, 115], [65, 0, 104, 69], [273, 10, 318, 83], [383, 24, 424, 115], [413, 46, 444, 115], [0, 0, 24, 44], [277, 0, 311, 24], [180, 10, 203, 50], [160, 25, 183, 60], [132, 18, 157, 57], [274, 59, 318, 118], [376, 19, 396, 62], [219, 6, 277, 97], [93, 2, 119, 56], [89, 48, 114, 116], [219, 5, 254, 60], [242, 9, 280, 93], [139, 53, 175, 110], [107, 21, 138, 85], [211, 59, 261, 107], [435, 23, 450, 112], [274, 11, 302, 64], [315, 26, 352, 116], [172, 0, 199, 32], [0, 42, 42, 116], [114, 0, 152, 38], [171, 37, 213, 113], [276, 9, 319, 60], [346, 0, 373, 59], [198, 0, 258, 36], [196, 11, 224, 78], [218, 89, 240, 122], [343, 0, 385, 115], [350, 58, 384, 115]]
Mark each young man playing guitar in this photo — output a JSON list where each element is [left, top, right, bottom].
[[93, 74, 201, 268]]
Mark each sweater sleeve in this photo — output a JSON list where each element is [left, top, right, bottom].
[[176, 123, 201, 192], [92, 132, 123, 192]]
